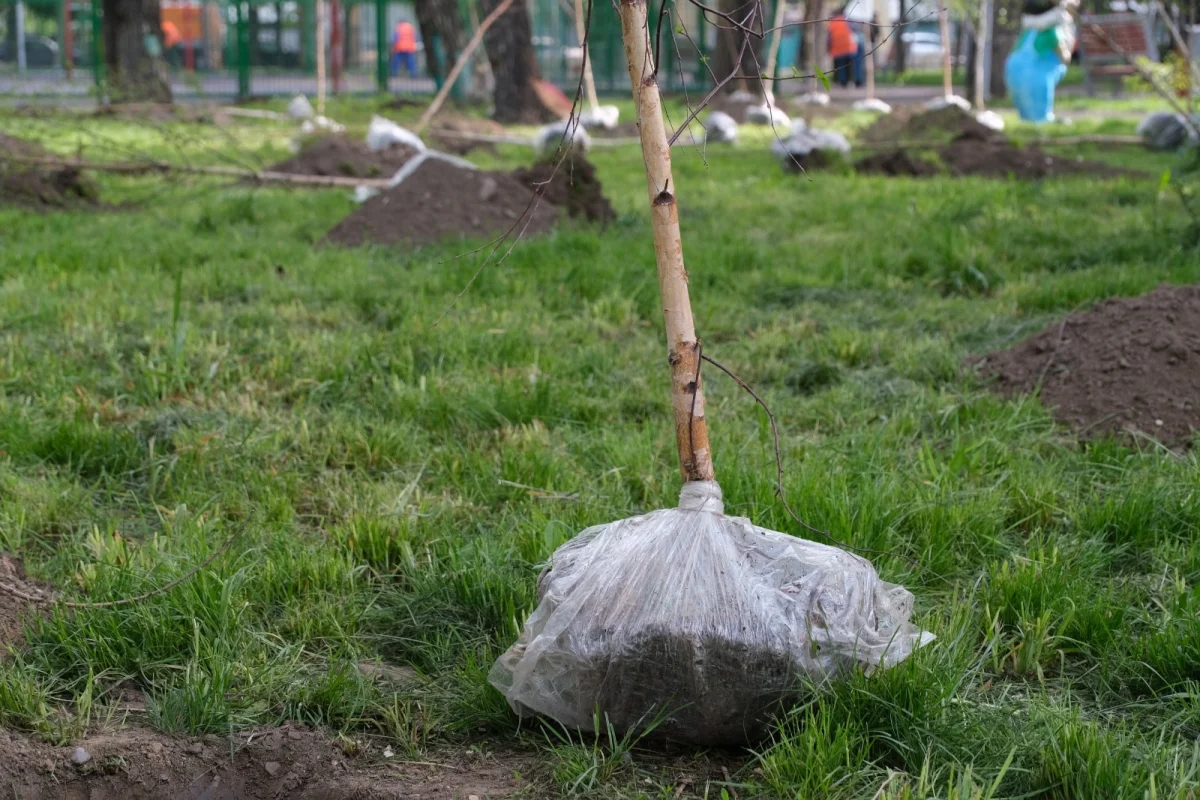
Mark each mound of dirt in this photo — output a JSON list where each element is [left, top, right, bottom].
[[855, 148, 941, 176], [429, 113, 506, 156], [324, 158, 559, 248], [0, 723, 531, 799], [939, 135, 1128, 179], [977, 284, 1200, 449], [1, 134, 100, 209], [511, 156, 615, 224], [268, 134, 417, 179], [859, 104, 1002, 145], [856, 107, 1130, 180]]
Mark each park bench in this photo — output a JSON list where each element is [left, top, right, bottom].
[[1078, 11, 1159, 95]]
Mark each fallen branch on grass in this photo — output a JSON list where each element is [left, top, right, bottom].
[[2, 154, 391, 189], [0, 535, 236, 610]]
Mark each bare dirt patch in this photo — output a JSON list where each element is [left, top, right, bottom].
[[0, 724, 533, 799], [976, 284, 1200, 449], [268, 135, 418, 179], [1, 134, 101, 210], [0, 554, 49, 652], [855, 106, 1129, 180], [429, 113, 507, 156], [511, 156, 616, 225], [324, 158, 559, 248]]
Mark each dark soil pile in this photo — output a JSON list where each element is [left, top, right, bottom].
[[429, 112, 505, 155], [0, 723, 531, 799], [511, 156, 615, 224], [859, 104, 1002, 145], [855, 148, 941, 176], [1, 133, 100, 209], [940, 134, 1128, 179], [977, 284, 1200, 449], [589, 629, 796, 746], [324, 158, 559, 248], [268, 134, 417, 179], [590, 121, 641, 139], [856, 106, 1129, 180]]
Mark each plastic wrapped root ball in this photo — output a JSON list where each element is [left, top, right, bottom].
[[490, 482, 932, 746], [1138, 111, 1199, 152]]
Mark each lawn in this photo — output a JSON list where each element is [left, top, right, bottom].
[[1, 98, 1200, 798]]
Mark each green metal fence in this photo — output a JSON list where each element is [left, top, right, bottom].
[[1, 0, 713, 101]]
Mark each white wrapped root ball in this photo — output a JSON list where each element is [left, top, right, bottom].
[[852, 98, 893, 114], [925, 94, 972, 112], [703, 111, 739, 144], [491, 482, 932, 746], [1137, 111, 1198, 152], [580, 105, 621, 130], [745, 103, 791, 129], [534, 120, 592, 158], [365, 115, 427, 153]]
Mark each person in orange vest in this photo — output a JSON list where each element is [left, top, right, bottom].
[[827, 9, 861, 88], [162, 20, 183, 68], [390, 20, 419, 77]]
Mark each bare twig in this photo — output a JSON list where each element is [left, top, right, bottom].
[[700, 353, 925, 570], [0, 535, 236, 610]]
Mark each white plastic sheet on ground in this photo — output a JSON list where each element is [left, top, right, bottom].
[[366, 115, 427, 154], [534, 120, 592, 157], [490, 481, 932, 745], [703, 111, 739, 144]]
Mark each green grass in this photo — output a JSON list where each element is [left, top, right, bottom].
[[2, 100, 1200, 797]]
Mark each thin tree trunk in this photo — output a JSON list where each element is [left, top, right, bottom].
[[414, 0, 463, 83], [714, 0, 765, 96], [974, 0, 989, 108], [895, 0, 907, 73], [938, 0, 953, 96], [804, 0, 825, 91], [102, 0, 172, 103], [573, 0, 600, 112], [480, 0, 553, 123], [616, 0, 714, 483]]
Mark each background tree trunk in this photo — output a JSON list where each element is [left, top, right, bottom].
[[414, 0, 462, 84], [102, 0, 172, 103], [895, 0, 907, 73], [713, 0, 766, 96], [803, 0, 825, 90], [479, 0, 552, 123]]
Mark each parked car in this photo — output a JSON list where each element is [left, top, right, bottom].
[[0, 34, 60, 68]]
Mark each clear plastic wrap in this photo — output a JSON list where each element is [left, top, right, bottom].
[[490, 482, 932, 745]]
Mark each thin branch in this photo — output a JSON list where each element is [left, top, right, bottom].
[[700, 353, 926, 571], [0, 535, 236, 610]]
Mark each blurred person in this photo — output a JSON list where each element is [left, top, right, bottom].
[[828, 9, 861, 88], [390, 20, 418, 77]]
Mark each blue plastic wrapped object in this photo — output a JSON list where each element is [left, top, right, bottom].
[[1005, 5, 1074, 123]]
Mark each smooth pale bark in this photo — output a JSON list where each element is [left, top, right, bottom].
[[617, 0, 715, 483]]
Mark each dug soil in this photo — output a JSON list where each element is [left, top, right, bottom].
[[324, 158, 559, 248], [0, 554, 48, 652], [428, 112, 507, 156], [977, 284, 1200, 449], [855, 106, 1128, 180], [268, 134, 417, 179], [0, 724, 532, 799], [511, 156, 616, 224], [1, 133, 101, 209]]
